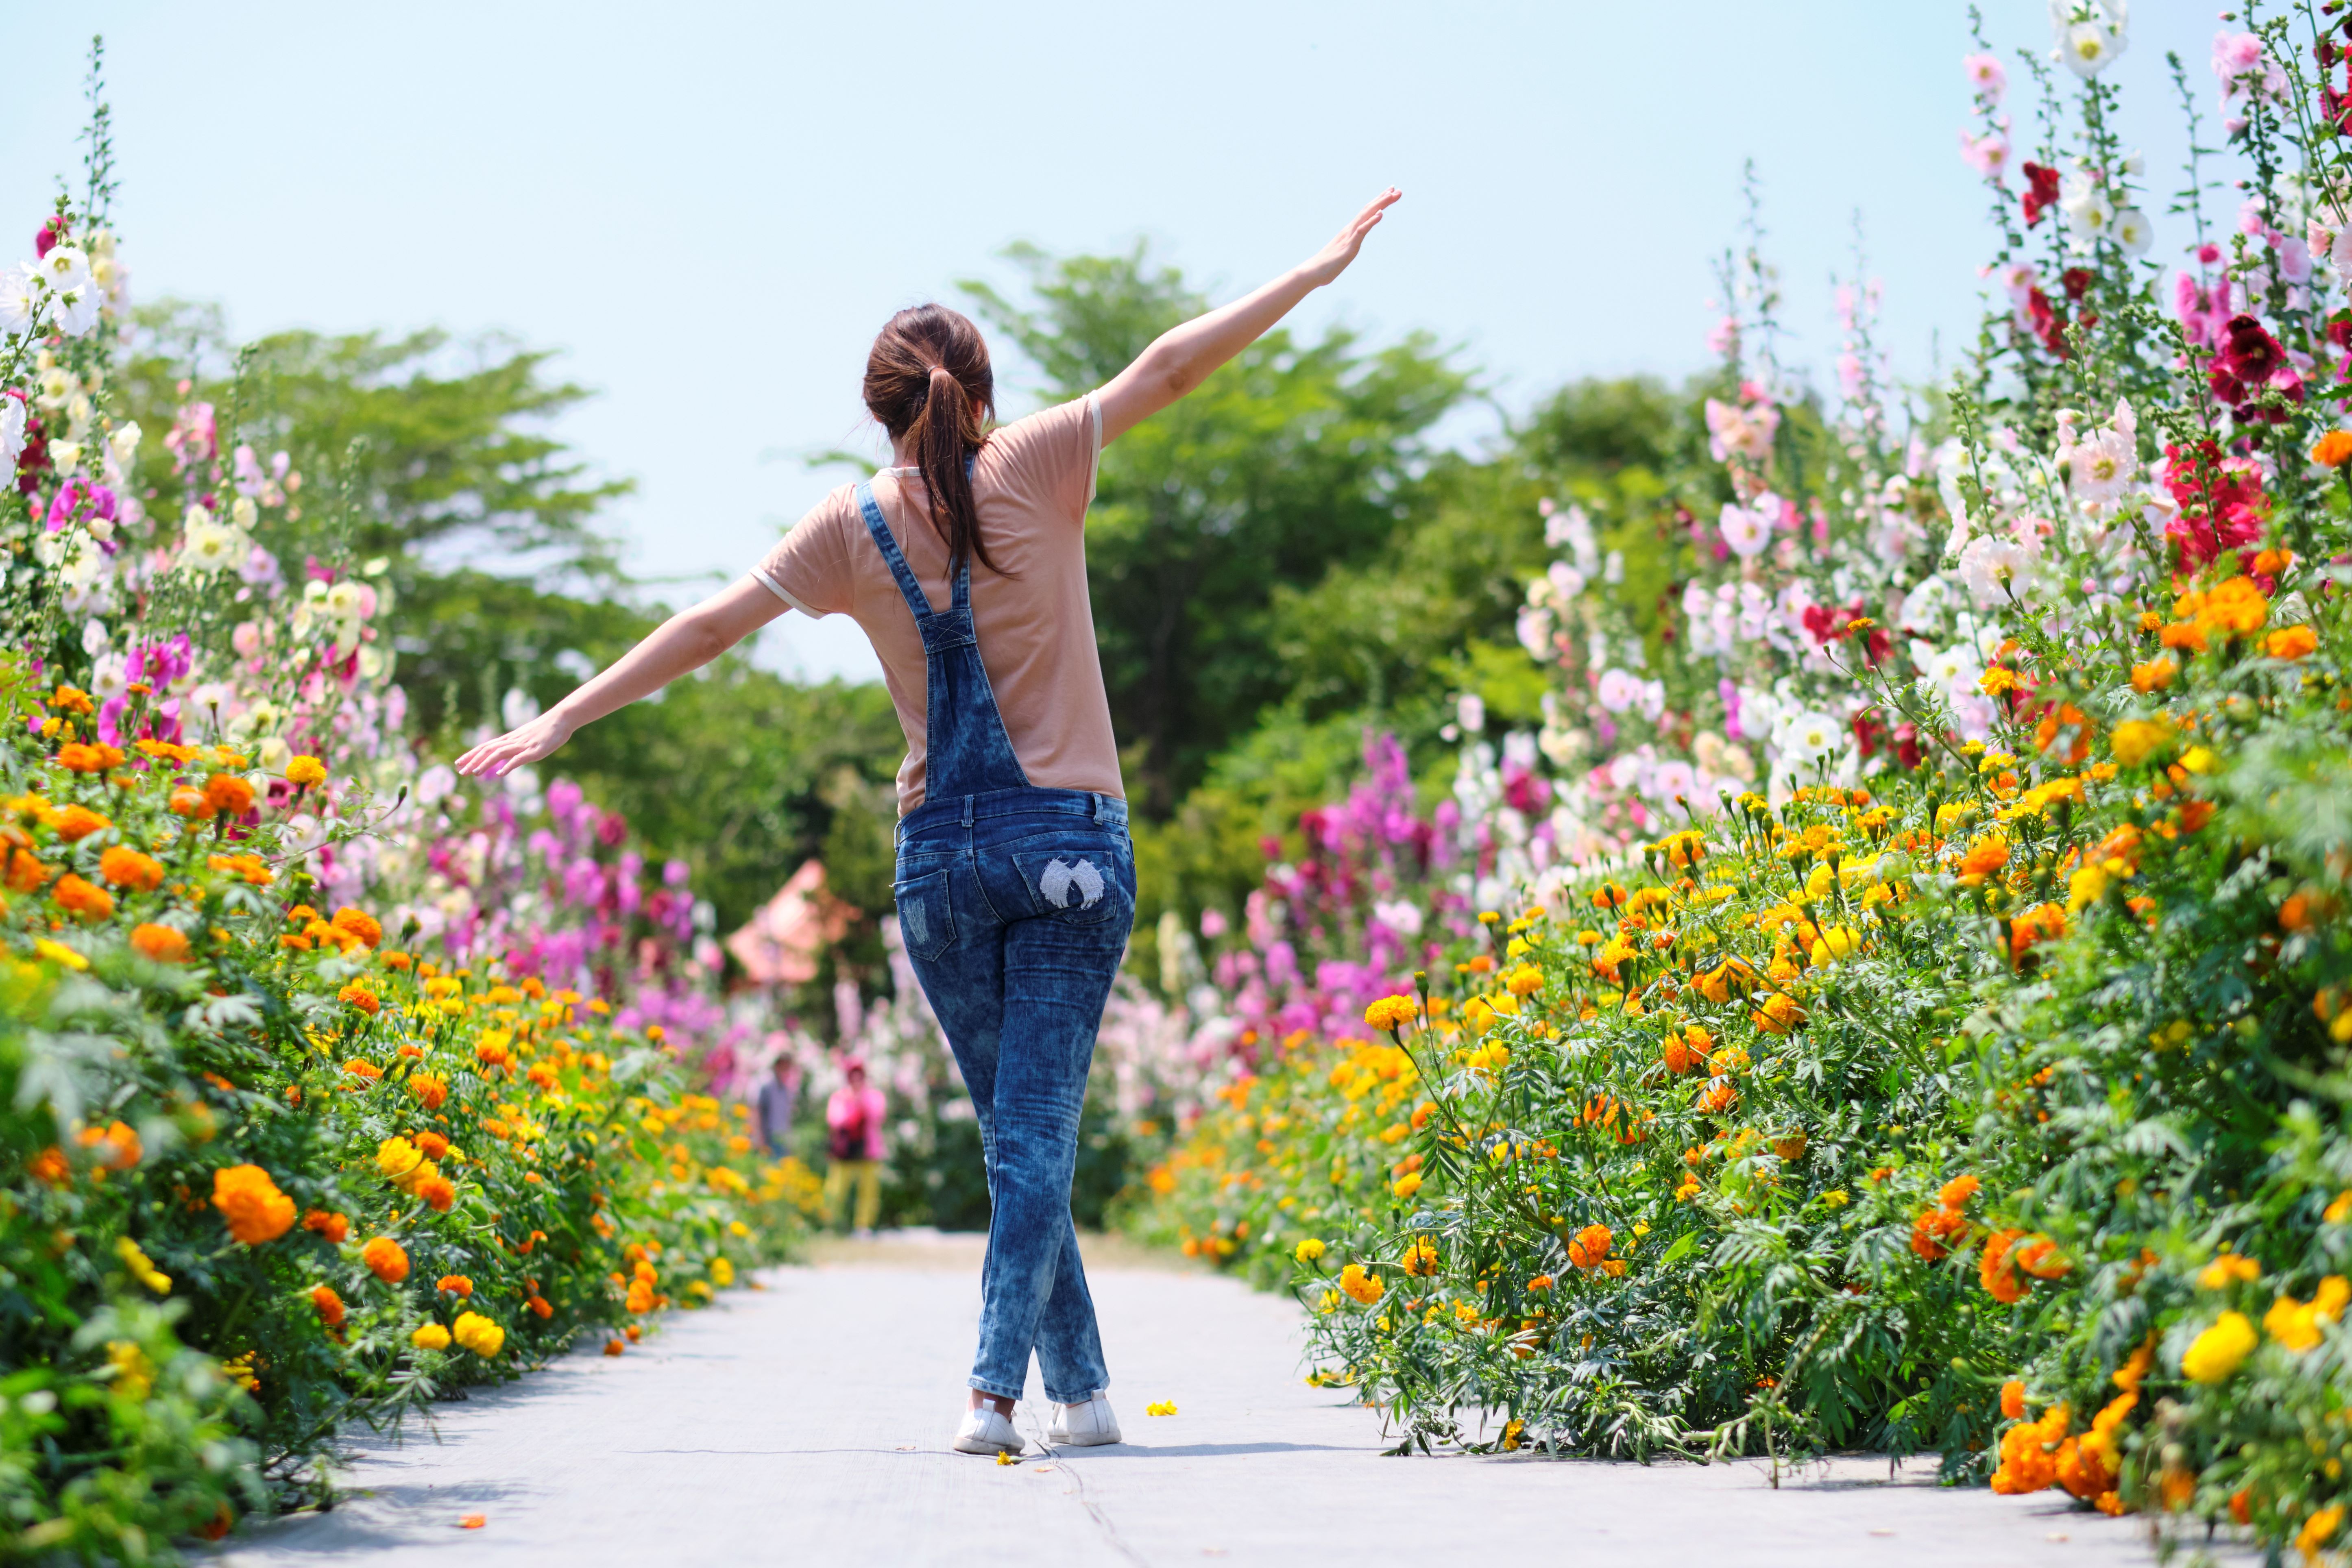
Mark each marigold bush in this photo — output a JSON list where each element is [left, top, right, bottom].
[[1131, 8, 2352, 1559], [0, 56, 822, 1562]]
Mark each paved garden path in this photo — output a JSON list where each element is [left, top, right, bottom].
[[218, 1232, 2214, 1568]]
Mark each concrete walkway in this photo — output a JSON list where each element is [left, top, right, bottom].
[[218, 1232, 2207, 1567]]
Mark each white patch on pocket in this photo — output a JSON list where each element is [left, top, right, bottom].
[[900, 898, 927, 948], [1040, 858, 1106, 910]]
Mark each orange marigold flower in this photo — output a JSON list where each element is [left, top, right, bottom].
[[1568, 1224, 1614, 1269], [2010, 903, 2068, 965], [207, 852, 275, 885], [1938, 1174, 1981, 1210], [2129, 658, 2175, 694], [98, 845, 163, 890], [78, 1120, 141, 1170], [410, 1073, 449, 1111], [2266, 625, 2318, 661], [331, 906, 382, 948], [382, 950, 413, 970], [47, 684, 95, 716], [1363, 995, 1417, 1032], [302, 1209, 350, 1243], [2014, 1236, 2071, 1280], [414, 1131, 450, 1159], [1750, 993, 1805, 1036], [1981, 1228, 2027, 1304], [416, 1174, 457, 1212], [338, 984, 380, 1015], [437, 1274, 475, 1296], [29, 1145, 70, 1186], [1911, 1205, 1969, 1261], [52, 873, 114, 921], [203, 774, 256, 817], [2158, 621, 2207, 654], [343, 1058, 383, 1081], [604, 1339, 626, 1357], [2054, 1435, 2114, 1502], [53, 805, 111, 842], [310, 1284, 347, 1328], [168, 787, 215, 820], [1957, 835, 2011, 881], [57, 742, 123, 774], [5, 846, 53, 891], [2313, 429, 2352, 467], [362, 1236, 410, 1284], [286, 756, 328, 789], [526, 1294, 554, 1319], [130, 923, 192, 963], [2001, 1379, 2027, 1420], [212, 1165, 298, 1245], [1697, 1078, 1739, 1113]]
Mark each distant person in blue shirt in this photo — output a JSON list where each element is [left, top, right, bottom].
[[755, 1056, 799, 1157]]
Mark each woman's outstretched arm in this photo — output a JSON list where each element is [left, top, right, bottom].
[[1094, 187, 1399, 445], [452, 574, 785, 778]]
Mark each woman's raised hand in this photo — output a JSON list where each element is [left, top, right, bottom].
[[454, 708, 576, 780], [1300, 187, 1402, 287]]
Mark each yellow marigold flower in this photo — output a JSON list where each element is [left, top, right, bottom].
[[114, 1236, 172, 1295], [1392, 1170, 1423, 1200], [1294, 1238, 1326, 1264], [1145, 1400, 1178, 1416], [286, 756, 328, 789], [211, 1165, 297, 1245], [1401, 1237, 1440, 1276], [1504, 964, 1543, 996], [2181, 1311, 2258, 1383], [452, 1311, 506, 1359], [2109, 719, 2174, 768], [1363, 995, 1417, 1032], [412, 1323, 452, 1351], [1339, 1263, 1384, 1304], [1979, 666, 2020, 695], [2301, 1505, 2346, 1562]]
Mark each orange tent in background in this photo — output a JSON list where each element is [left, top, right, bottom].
[[725, 860, 853, 986]]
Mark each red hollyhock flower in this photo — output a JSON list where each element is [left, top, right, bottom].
[[1892, 723, 1924, 772], [2208, 314, 2303, 421], [2060, 267, 2095, 301], [2021, 162, 2062, 227], [2162, 440, 2269, 570], [2026, 287, 2069, 356]]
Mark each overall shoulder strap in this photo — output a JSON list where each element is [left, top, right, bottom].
[[854, 480, 934, 618]]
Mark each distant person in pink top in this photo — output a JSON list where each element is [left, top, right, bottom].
[[824, 1060, 886, 1235]]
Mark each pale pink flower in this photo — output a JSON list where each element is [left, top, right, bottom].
[[1962, 51, 2007, 100], [1718, 502, 1772, 560], [1595, 668, 1641, 714], [1959, 131, 2011, 181]]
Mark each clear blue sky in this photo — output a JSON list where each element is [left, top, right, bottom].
[[4, 2, 2222, 682]]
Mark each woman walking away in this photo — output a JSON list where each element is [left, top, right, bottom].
[[454, 187, 1401, 1457]]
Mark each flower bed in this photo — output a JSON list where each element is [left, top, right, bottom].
[[1133, 6, 2352, 1556], [0, 62, 814, 1560]]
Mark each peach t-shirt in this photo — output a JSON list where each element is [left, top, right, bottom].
[[750, 396, 1123, 815]]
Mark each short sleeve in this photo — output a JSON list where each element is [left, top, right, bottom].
[[983, 396, 1100, 527], [752, 490, 856, 618]]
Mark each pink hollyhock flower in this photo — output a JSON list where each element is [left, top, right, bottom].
[[1959, 130, 2010, 181], [1962, 51, 2007, 100], [1718, 501, 1772, 559]]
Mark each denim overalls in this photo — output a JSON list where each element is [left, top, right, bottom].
[[861, 477, 1133, 1406]]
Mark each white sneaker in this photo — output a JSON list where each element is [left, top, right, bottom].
[[1047, 1395, 1122, 1446], [953, 1405, 1024, 1456]]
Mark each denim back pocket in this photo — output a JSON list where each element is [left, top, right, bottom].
[[892, 868, 957, 961], [1009, 844, 1131, 928]]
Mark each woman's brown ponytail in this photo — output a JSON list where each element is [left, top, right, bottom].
[[863, 305, 1007, 580]]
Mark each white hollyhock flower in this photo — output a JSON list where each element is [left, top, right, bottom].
[[2064, 399, 2139, 503], [51, 286, 100, 338], [178, 519, 250, 574], [0, 265, 37, 334], [1779, 710, 1842, 764], [1958, 534, 2034, 604], [107, 420, 140, 465], [257, 735, 293, 773], [1456, 693, 1485, 735], [2060, 172, 2114, 238], [1912, 640, 1981, 697], [34, 245, 90, 294], [81, 618, 109, 656], [2051, 0, 2127, 78], [2109, 207, 2154, 256], [0, 398, 23, 464]]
